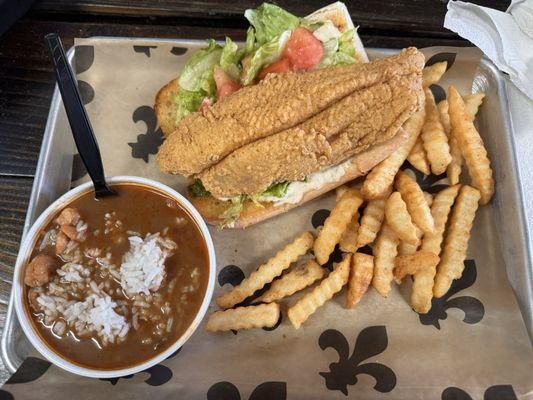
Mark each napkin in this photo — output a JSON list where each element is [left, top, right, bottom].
[[444, 0, 533, 100]]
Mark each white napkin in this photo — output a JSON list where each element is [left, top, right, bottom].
[[444, 0, 533, 100]]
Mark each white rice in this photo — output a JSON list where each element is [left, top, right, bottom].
[[119, 233, 176, 296]]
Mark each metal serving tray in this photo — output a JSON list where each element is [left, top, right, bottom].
[[1, 39, 531, 374]]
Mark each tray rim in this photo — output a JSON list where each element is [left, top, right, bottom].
[[1, 37, 529, 375]]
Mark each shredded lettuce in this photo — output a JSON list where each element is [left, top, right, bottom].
[[242, 30, 291, 85], [244, 3, 300, 46], [261, 181, 290, 198], [174, 89, 207, 122], [244, 26, 256, 55], [318, 29, 357, 68], [179, 39, 222, 93], [188, 179, 209, 197], [220, 196, 246, 229], [220, 37, 242, 81]]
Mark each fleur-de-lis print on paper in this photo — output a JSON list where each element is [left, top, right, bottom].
[[100, 363, 173, 386], [318, 326, 396, 395], [401, 164, 449, 194], [207, 381, 286, 400], [217, 265, 282, 331], [128, 105, 164, 162], [5, 357, 51, 384], [419, 260, 484, 329], [441, 384, 517, 400], [133, 45, 157, 57]]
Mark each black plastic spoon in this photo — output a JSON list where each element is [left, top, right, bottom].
[[44, 33, 115, 198]]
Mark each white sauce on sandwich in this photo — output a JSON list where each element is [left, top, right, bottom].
[[312, 20, 342, 42], [261, 159, 351, 205]]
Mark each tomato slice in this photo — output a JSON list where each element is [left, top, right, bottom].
[[213, 67, 241, 98], [283, 27, 324, 70], [258, 57, 292, 79], [199, 97, 213, 114]]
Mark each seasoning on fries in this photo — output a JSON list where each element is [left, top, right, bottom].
[[433, 185, 481, 297], [314, 189, 362, 265], [448, 86, 494, 205], [421, 87, 452, 175], [395, 171, 435, 233], [372, 223, 399, 297], [258, 260, 325, 303], [346, 253, 374, 308], [394, 251, 439, 284], [407, 137, 430, 175], [217, 231, 314, 309], [339, 212, 360, 253], [288, 254, 351, 329], [412, 184, 460, 313], [356, 188, 390, 248], [422, 61, 447, 87], [206, 303, 280, 332], [385, 191, 420, 245]]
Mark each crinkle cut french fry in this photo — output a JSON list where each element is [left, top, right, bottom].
[[258, 260, 325, 303], [314, 189, 363, 265], [421, 87, 452, 175], [346, 253, 374, 308], [339, 212, 359, 253], [288, 254, 351, 329], [206, 303, 280, 332], [335, 185, 350, 201], [411, 184, 461, 313], [422, 61, 447, 87], [398, 194, 432, 256], [395, 171, 435, 233], [464, 93, 485, 121], [385, 192, 419, 245], [355, 188, 390, 249], [407, 136, 430, 175], [216, 231, 314, 309], [448, 86, 494, 205], [394, 251, 439, 284], [438, 100, 462, 185], [371, 223, 399, 297], [361, 107, 426, 199], [433, 185, 481, 297]]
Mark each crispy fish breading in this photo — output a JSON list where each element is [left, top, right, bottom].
[[288, 254, 351, 329], [361, 105, 426, 200], [257, 260, 325, 303], [158, 48, 425, 177], [200, 72, 424, 198], [206, 303, 280, 332], [216, 232, 314, 309]]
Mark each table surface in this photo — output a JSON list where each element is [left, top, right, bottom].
[[0, 0, 510, 383]]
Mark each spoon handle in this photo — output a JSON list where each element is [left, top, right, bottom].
[[44, 33, 113, 197]]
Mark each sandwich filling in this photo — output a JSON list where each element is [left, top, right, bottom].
[[156, 4, 425, 227]]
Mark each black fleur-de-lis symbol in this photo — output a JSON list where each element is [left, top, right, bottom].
[[442, 384, 518, 400], [100, 363, 173, 386], [207, 381, 286, 400], [419, 259, 484, 329], [401, 163, 448, 193], [217, 265, 281, 332], [6, 357, 51, 384], [426, 52, 456, 70], [170, 47, 188, 56], [74, 45, 95, 105], [133, 45, 157, 57], [0, 389, 14, 400], [319, 326, 396, 396], [128, 105, 164, 162]]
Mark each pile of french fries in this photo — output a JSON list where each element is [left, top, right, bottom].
[[206, 61, 494, 332]]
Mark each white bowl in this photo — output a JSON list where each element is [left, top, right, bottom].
[[13, 176, 216, 378]]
